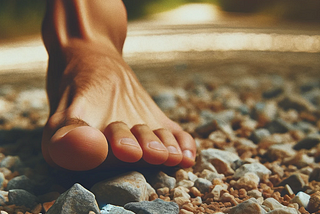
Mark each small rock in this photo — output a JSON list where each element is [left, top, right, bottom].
[[176, 180, 194, 188], [0, 156, 21, 170], [247, 189, 262, 198], [249, 129, 271, 144], [263, 197, 284, 210], [0, 172, 4, 189], [211, 184, 228, 201], [267, 207, 299, 214], [290, 191, 311, 208], [153, 91, 177, 110], [220, 192, 238, 205], [263, 87, 284, 99], [124, 198, 179, 214], [277, 174, 305, 193], [187, 172, 198, 182], [47, 183, 100, 214], [175, 169, 189, 182], [307, 191, 320, 213], [199, 169, 225, 181], [6, 175, 36, 194], [233, 162, 271, 180], [266, 119, 294, 134], [151, 171, 176, 190], [227, 198, 267, 214], [100, 204, 134, 214], [194, 178, 212, 193], [282, 152, 314, 168], [0, 190, 8, 205], [234, 172, 260, 190], [293, 133, 320, 150], [278, 95, 316, 112], [267, 144, 296, 161], [172, 186, 190, 199], [309, 167, 320, 182], [194, 148, 240, 175], [8, 189, 38, 209], [91, 171, 152, 206]]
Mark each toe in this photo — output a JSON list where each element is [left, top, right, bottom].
[[154, 128, 183, 166], [49, 125, 108, 171], [131, 124, 169, 165], [104, 121, 143, 163], [174, 131, 197, 168]]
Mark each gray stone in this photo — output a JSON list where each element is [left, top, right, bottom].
[[47, 183, 100, 214], [6, 175, 36, 194], [150, 171, 176, 190], [0, 156, 21, 171], [266, 119, 294, 134], [277, 174, 305, 193], [227, 198, 267, 214], [262, 87, 284, 99], [263, 197, 283, 210], [233, 162, 271, 180], [278, 95, 316, 112], [101, 204, 134, 214], [91, 171, 151, 206], [194, 148, 240, 175], [8, 189, 38, 209], [249, 128, 271, 144], [194, 178, 212, 193], [294, 121, 318, 134], [124, 198, 179, 214], [152, 91, 177, 110], [293, 133, 320, 150]]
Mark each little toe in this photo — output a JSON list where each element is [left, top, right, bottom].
[[49, 125, 108, 171], [174, 131, 197, 168], [154, 128, 182, 166], [131, 124, 169, 165], [104, 121, 143, 163]]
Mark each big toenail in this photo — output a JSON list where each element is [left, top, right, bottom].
[[183, 150, 194, 159], [120, 138, 140, 147], [167, 146, 179, 154], [148, 141, 166, 151]]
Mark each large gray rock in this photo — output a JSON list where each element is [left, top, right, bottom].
[[124, 198, 179, 214], [91, 171, 153, 206], [47, 183, 100, 214]]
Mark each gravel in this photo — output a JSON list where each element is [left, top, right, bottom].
[[0, 58, 320, 213]]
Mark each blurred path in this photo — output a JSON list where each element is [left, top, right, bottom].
[[0, 3, 320, 76]]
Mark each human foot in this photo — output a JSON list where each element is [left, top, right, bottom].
[[41, 42, 196, 171], [41, 0, 196, 171]]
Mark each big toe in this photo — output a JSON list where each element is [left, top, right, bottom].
[[48, 126, 108, 171]]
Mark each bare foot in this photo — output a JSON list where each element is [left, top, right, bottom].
[[41, 0, 196, 171]]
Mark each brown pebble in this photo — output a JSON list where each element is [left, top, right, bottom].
[[174, 197, 190, 207], [190, 186, 202, 197], [43, 200, 55, 212], [157, 187, 169, 196], [179, 209, 193, 214], [307, 191, 320, 213], [149, 193, 158, 201], [176, 169, 189, 182], [31, 203, 42, 213], [159, 195, 171, 202]]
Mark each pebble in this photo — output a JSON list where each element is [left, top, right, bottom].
[[194, 148, 240, 175], [267, 144, 296, 161], [0, 156, 21, 171], [233, 162, 271, 180], [211, 184, 227, 200], [124, 198, 179, 214], [282, 152, 314, 168], [172, 186, 190, 199], [278, 95, 316, 112], [47, 183, 100, 214], [100, 204, 134, 214], [194, 178, 212, 193], [152, 91, 177, 110], [175, 169, 189, 182], [0, 172, 4, 189], [307, 191, 320, 213], [151, 171, 176, 190], [233, 172, 260, 190], [6, 175, 36, 194], [263, 197, 284, 210], [290, 191, 310, 208], [309, 167, 320, 182], [277, 174, 305, 193], [266, 119, 294, 134], [187, 172, 198, 182], [227, 198, 267, 214], [7, 189, 38, 209], [293, 133, 320, 150], [262, 87, 284, 99], [176, 180, 194, 188], [91, 171, 152, 206], [199, 169, 225, 181], [249, 128, 271, 144], [267, 207, 299, 214]]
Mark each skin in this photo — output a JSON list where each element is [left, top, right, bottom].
[[41, 0, 196, 171]]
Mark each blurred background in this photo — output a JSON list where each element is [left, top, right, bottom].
[[0, 0, 320, 39]]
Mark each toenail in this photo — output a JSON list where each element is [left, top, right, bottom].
[[148, 141, 166, 151], [120, 138, 140, 147], [167, 146, 180, 154], [183, 150, 194, 159]]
